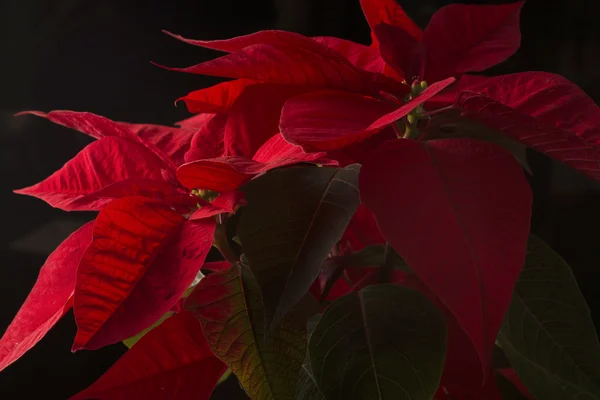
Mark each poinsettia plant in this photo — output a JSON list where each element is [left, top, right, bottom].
[[3, 0, 600, 398]]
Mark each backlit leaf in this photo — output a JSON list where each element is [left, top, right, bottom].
[[238, 165, 360, 330], [308, 284, 447, 399], [15, 137, 168, 211], [71, 311, 226, 400], [499, 235, 600, 399], [73, 197, 215, 350], [0, 222, 93, 372], [186, 264, 308, 400]]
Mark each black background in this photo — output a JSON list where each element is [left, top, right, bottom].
[[1, 0, 599, 398]]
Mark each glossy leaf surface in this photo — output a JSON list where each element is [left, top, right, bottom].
[[499, 235, 600, 399], [308, 284, 447, 399]]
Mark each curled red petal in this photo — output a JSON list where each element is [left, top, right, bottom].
[[0, 222, 94, 372], [73, 197, 215, 350], [70, 311, 226, 400], [14, 136, 168, 211]]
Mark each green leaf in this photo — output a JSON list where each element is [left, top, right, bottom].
[[218, 369, 232, 384], [498, 234, 600, 399], [122, 312, 174, 349], [295, 364, 326, 400], [308, 284, 447, 399], [186, 264, 309, 400], [238, 165, 361, 330]]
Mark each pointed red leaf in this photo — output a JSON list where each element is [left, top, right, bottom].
[[360, 138, 532, 377], [18, 110, 176, 170], [178, 79, 256, 114], [359, 0, 423, 46], [183, 113, 227, 163], [281, 77, 454, 150], [15, 137, 168, 211], [451, 73, 600, 181], [421, 2, 524, 80], [0, 222, 94, 372], [116, 122, 197, 167], [163, 29, 298, 53], [157, 32, 378, 94], [71, 311, 226, 400], [16, 110, 133, 140], [73, 197, 215, 350]]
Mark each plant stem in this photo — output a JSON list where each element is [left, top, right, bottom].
[[213, 220, 238, 263], [380, 242, 394, 283]]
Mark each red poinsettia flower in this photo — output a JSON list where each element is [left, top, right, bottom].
[[2, 105, 324, 365], [159, 22, 456, 154]]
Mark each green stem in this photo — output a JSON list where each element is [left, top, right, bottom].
[[380, 242, 394, 283]]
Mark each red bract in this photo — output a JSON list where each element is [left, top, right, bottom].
[[6, 0, 600, 398], [71, 311, 226, 400], [14, 111, 196, 211], [0, 222, 93, 372], [372, 1, 523, 82], [360, 138, 532, 382], [435, 72, 600, 181], [280, 77, 454, 151], [73, 197, 215, 350]]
